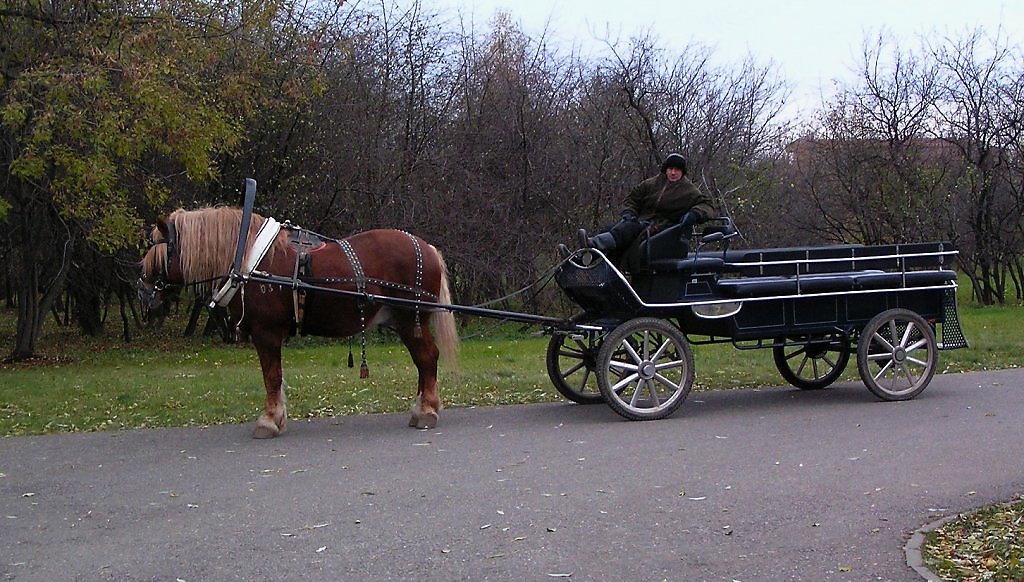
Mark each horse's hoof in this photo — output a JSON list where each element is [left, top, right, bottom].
[[253, 420, 280, 439], [413, 411, 438, 430]]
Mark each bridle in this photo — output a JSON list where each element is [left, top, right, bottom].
[[137, 222, 180, 307]]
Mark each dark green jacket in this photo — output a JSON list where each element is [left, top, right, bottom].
[[623, 175, 717, 229]]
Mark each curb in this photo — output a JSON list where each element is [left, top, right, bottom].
[[905, 513, 961, 581]]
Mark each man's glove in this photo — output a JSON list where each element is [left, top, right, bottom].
[[678, 210, 699, 228], [621, 211, 638, 222]]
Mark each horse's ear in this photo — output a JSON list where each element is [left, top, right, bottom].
[[151, 217, 170, 244]]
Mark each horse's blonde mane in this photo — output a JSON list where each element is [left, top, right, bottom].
[[154, 206, 288, 283], [141, 242, 167, 278]]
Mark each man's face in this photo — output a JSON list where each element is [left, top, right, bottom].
[[665, 167, 683, 182]]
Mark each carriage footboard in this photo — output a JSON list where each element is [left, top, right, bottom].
[[556, 252, 641, 316]]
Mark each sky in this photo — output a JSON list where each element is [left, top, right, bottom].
[[430, 0, 1023, 119]]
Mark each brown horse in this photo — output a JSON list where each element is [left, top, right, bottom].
[[139, 207, 458, 438]]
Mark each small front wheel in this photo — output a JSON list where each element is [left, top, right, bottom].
[[856, 308, 937, 401], [596, 318, 694, 421], [546, 331, 605, 404]]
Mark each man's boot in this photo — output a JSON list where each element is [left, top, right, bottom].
[[587, 232, 617, 250]]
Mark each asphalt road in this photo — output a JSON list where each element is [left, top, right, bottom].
[[2, 369, 1022, 581]]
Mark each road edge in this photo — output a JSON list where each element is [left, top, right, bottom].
[[905, 513, 961, 581]]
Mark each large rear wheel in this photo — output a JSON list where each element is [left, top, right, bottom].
[[773, 334, 851, 390], [596, 318, 694, 421], [856, 309, 937, 401]]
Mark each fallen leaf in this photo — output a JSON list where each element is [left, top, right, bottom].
[[21, 493, 35, 498], [316, 546, 327, 553]]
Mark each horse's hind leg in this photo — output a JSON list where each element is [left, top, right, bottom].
[[251, 329, 288, 439], [397, 316, 441, 429]]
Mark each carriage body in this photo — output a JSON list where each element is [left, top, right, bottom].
[[549, 225, 968, 420]]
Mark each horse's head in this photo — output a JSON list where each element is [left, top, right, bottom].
[[137, 217, 182, 312]]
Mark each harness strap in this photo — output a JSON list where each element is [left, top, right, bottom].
[[339, 239, 370, 378], [405, 231, 425, 336], [298, 276, 438, 301], [291, 250, 311, 335]]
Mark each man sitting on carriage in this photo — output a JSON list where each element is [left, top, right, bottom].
[[574, 153, 718, 264]]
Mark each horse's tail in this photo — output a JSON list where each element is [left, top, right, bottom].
[[431, 250, 460, 369]]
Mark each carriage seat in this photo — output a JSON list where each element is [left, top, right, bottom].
[[716, 269, 957, 298], [646, 256, 727, 273], [716, 272, 860, 298], [850, 269, 957, 289]]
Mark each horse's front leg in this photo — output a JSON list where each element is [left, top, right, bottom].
[[397, 317, 442, 429], [251, 328, 288, 439]]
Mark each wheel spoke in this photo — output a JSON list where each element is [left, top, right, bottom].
[[796, 355, 810, 376], [899, 320, 916, 349], [872, 358, 894, 381], [575, 369, 592, 393], [785, 346, 807, 362], [872, 331, 895, 352], [628, 378, 644, 406], [905, 338, 928, 353], [654, 356, 685, 372], [561, 361, 585, 379], [887, 320, 899, 347], [654, 373, 680, 393], [559, 346, 582, 358], [644, 379, 662, 406], [612, 370, 639, 394], [622, 338, 642, 364], [650, 337, 672, 362], [905, 356, 929, 367], [898, 362, 919, 385]]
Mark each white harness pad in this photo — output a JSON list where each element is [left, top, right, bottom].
[[210, 217, 282, 307]]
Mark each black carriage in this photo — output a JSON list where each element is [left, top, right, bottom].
[[196, 182, 968, 426], [548, 218, 969, 421]]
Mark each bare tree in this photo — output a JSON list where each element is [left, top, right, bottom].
[[929, 28, 1021, 304]]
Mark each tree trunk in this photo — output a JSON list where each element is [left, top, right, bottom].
[[8, 203, 68, 362]]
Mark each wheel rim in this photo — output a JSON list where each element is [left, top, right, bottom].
[[598, 319, 693, 419], [858, 310, 936, 399]]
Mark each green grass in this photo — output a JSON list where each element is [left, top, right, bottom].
[[1, 300, 1021, 436]]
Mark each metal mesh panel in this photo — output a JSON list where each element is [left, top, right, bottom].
[[939, 288, 969, 350], [556, 258, 639, 316]]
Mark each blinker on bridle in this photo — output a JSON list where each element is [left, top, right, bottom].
[[141, 221, 179, 292]]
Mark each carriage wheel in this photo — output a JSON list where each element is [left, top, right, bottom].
[[546, 331, 606, 404], [773, 333, 851, 390], [596, 318, 694, 421], [856, 308, 937, 401]]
